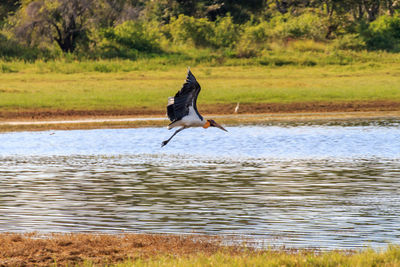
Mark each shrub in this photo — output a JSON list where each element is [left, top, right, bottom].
[[0, 33, 49, 61], [234, 39, 260, 58], [289, 39, 327, 52], [333, 34, 366, 51], [241, 20, 270, 43], [212, 15, 240, 48], [233, 21, 271, 58], [167, 14, 239, 49], [270, 12, 326, 41], [362, 15, 400, 51], [0, 63, 16, 73], [100, 20, 162, 59], [168, 14, 214, 47]]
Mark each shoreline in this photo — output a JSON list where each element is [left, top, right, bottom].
[[0, 110, 399, 132], [0, 232, 398, 266]]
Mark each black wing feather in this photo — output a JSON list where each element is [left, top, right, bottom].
[[167, 69, 202, 122]]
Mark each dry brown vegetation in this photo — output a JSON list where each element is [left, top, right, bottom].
[[0, 233, 236, 266]]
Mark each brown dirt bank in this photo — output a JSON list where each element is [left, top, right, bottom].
[[1, 100, 400, 120], [0, 233, 240, 266]]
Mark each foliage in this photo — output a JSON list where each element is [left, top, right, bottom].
[[270, 12, 327, 41], [362, 15, 400, 51], [241, 20, 270, 43], [99, 21, 162, 59], [0, 0, 20, 25], [167, 14, 214, 47], [10, 0, 97, 53], [167, 14, 240, 49], [0, 32, 49, 60], [333, 34, 366, 51], [211, 15, 240, 48], [2, 0, 400, 60]]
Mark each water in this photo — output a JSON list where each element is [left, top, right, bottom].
[[0, 122, 400, 249]]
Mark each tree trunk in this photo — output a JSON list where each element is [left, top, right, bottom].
[[52, 19, 79, 53], [351, 1, 365, 20], [363, 0, 380, 21], [386, 0, 394, 15], [56, 34, 75, 53]]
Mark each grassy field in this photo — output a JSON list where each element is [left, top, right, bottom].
[[1, 59, 400, 114]]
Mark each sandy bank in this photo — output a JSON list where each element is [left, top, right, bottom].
[[0, 110, 399, 132], [0, 101, 399, 132]]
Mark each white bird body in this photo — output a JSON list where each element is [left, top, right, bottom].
[[168, 106, 205, 129]]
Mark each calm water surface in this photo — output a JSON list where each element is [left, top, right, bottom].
[[1, 122, 400, 249]]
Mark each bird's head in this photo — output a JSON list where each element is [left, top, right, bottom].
[[203, 119, 228, 132]]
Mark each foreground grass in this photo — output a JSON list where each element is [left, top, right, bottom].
[[1, 62, 400, 113], [119, 247, 400, 267], [1, 233, 400, 266]]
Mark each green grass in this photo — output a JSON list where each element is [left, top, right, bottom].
[[86, 246, 400, 267], [1, 61, 400, 112], [1, 44, 400, 112]]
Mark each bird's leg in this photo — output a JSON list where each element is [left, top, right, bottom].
[[161, 127, 186, 147]]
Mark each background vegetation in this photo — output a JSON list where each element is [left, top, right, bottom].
[[1, 1, 400, 116], [1, 0, 400, 63]]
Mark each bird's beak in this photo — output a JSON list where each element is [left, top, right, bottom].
[[215, 122, 228, 132]]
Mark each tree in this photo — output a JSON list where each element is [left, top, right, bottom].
[[97, 0, 144, 27], [13, 0, 97, 53]]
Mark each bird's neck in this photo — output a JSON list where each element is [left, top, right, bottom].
[[203, 120, 210, 128]]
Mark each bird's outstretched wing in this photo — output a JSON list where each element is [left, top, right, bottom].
[[167, 69, 202, 123]]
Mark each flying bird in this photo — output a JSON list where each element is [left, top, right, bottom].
[[161, 68, 227, 147]]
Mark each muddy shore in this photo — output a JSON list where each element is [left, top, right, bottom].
[[1, 100, 400, 120], [0, 101, 399, 132]]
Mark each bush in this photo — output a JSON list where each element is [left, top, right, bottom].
[[0, 33, 49, 61], [168, 14, 214, 47], [234, 39, 260, 58], [333, 34, 366, 51], [100, 20, 162, 59], [288, 39, 326, 52], [212, 15, 240, 48], [167, 14, 239, 49], [270, 12, 326, 41], [240, 20, 270, 43], [232, 21, 271, 58], [362, 15, 400, 51]]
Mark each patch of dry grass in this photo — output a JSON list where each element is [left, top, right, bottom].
[[0, 233, 228, 266]]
